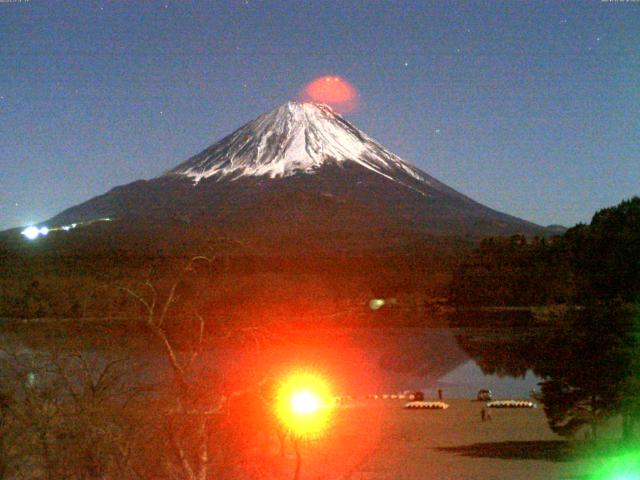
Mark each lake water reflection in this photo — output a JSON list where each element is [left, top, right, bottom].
[[0, 313, 549, 401], [308, 324, 547, 399], [3, 306, 632, 406], [433, 360, 542, 399], [4, 305, 638, 451]]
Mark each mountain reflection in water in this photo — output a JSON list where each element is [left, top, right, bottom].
[[451, 305, 640, 439], [0, 312, 551, 399], [433, 360, 542, 399], [3, 305, 637, 443]]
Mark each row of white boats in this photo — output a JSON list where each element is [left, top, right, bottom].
[[403, 399, 536, 410], [333, 393, 537, 409]]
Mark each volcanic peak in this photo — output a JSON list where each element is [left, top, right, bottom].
[[166, 101, 431, 187]]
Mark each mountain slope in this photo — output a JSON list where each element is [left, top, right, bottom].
[[167, 102, 447, 190], [40, 101, 543, 249]]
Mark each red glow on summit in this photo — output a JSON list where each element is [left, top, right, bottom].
[[302, 76, 359, 113]]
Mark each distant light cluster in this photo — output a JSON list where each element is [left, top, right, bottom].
[[21, 226, 49, 240], [20, 218, 111, 240], [368, 297, 398, 310], [369, 299, 385, 310]]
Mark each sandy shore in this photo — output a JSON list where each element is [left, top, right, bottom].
[[287, 399, 599, 480]]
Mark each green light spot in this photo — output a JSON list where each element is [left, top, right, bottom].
[[369, 299, 385, 310], [589, 450, 640, 480]]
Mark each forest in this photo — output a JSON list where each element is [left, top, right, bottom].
[[452, 197, 640, 442], [450, 197, 640, 308]]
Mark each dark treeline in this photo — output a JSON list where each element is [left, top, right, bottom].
[[450, 197, 640, 307], [2, 197, 639, 318], [456, 303, 640, 441], [0, 228, 471, 320], [453, 197, 640, 441]]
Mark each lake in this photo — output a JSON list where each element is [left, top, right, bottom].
[[0, 315, 547, 401]]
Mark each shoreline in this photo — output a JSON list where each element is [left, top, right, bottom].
[[295, 398, 614, 479]]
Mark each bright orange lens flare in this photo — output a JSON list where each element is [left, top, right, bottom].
[[275, 371, 333, 439], [291, 390, 321, 415], [301, 76, 359, 113]]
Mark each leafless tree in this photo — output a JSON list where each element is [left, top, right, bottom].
[[0, 345, 151, 480], [0, 252, 284, 480], [120, 255, 283, 480]]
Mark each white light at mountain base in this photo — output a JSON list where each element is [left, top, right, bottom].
[[21, 226, 40, 240], [21, 226, 50, 239]]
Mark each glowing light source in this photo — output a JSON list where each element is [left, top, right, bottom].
[[301, 76, 359, 113], [369, 299, 385, 310], [275, 371, 334, 439], [21, 225, 50, 239], [588, 450, 640, 480], [20, 218, 112, 241], [291, 390, 321, 415], [21, 226, 40, 240]]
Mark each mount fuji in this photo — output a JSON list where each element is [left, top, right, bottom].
[[37, 101, 544, 252]]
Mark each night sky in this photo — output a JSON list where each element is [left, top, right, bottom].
[[1, 0, 638, 231]]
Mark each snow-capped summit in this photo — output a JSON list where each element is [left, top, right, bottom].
[[167, 101, 433, 189], [41, 100, 546, 245]]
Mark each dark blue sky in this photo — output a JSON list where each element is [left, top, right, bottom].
[[1, 0, 638, 230]]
